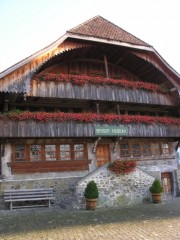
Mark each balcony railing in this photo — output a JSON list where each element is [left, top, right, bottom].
[[31, 76, 177, 106], [0, 119, 179, 138]]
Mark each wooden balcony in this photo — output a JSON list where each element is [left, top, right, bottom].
[[0, 120, 179, 138], [31, 80, 177, 106]]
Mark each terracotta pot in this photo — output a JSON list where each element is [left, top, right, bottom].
[[151, 193, 162, 203], [86, 198, 97, 210]]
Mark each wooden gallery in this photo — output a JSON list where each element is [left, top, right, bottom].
[[0, 16, 180, 209]]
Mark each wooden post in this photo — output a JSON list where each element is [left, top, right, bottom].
[[96, 102, 100, 114], [116, 104, 120, 115], [104, 55, 109, 78], [4, 94, 9, 113]]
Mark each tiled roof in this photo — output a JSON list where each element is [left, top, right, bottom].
[[67, 16, 150, 47]]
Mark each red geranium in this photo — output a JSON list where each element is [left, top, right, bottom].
[[36, 73, 168, 93], [1, 111, 179, 125], [108, 160, 137, 175]]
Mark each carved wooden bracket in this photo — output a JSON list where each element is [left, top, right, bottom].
[[113, 137, 123, 153], [175, 140, 180, 151], [92, 137, 101, 153]]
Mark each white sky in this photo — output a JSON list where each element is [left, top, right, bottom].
[[0, 0, 180, 74]]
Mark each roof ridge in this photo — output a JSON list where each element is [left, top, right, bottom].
[[98, 16, 150, 47], [67, 15, 101, 33], [67, 15, 150, 47]]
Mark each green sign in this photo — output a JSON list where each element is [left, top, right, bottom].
[[95, 126, 128, 136]]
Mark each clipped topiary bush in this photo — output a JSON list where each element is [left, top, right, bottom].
[[84, 180, 99, 199], [149, 178, 163, 193]]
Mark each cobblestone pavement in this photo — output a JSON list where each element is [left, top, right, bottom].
[[1, 199, 180, 240]]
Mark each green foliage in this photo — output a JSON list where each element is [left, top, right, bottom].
[[149, 179, 163, 193], [84, 180, 99, 199]]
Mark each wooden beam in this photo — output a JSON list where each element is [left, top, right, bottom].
[[3, 94, 9, 113], [115, 52, 128, 65], [104, 55, 109, 78]]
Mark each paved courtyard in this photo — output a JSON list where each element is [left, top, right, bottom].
[[1, 199, 180, 240]]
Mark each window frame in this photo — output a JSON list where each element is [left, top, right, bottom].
[[119, 142, 131, 158], [12, 143, 87, 162], [119, 141, 172, 160]]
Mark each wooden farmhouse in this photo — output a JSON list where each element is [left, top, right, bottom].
[[0, 16, 180, 208]]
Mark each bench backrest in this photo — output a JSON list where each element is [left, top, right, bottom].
[[4, 188, 54, 200]]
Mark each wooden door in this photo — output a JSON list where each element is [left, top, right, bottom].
[[96, 144, 110, 167], [161, 172, 172, 193]]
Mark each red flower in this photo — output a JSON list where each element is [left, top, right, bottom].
[[107, 160, 137, 175], [1, 111, 179, 125], [36, 73, 168, 94]]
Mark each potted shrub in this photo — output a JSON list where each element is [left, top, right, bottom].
[[149, 178, 163, 203], [84, 180, 99, 210]]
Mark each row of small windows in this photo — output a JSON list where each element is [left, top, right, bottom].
[[13, 144, 86, 162], [120, 142, 172, 158], [13, 142, 172, 162]]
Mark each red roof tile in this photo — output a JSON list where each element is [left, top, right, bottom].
[[67, 16, 150, 47]]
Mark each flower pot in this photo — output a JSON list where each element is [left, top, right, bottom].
[[151, 193, 162, 203], [86, 198, 97, 210]]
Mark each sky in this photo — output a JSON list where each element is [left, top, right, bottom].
[[0, 0, 180, 74]]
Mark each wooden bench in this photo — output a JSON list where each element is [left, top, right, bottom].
[[4, 188, 55, 210]]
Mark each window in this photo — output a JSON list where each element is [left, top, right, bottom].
[[142, 143, 151, 157], [45, 145, 56, 161], [14, 145, 26, 162], [161, 143, 170, 156], [131, 143, 141, 157], [120, 143, 130, 157], [13, 143, 87, 162], [118, 141, 172, 159], [151, 143, 160, 157], [30, 145, 41, 161], [60, 144, 71, 160], [74, 144, 84, 160]]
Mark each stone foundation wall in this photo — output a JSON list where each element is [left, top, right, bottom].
[[76, 165, 155, 209], [176, 168, 180, 193], [0, 177, 81, 209], [138, 159, 178, 172]]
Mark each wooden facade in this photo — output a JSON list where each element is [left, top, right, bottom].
[[0, 16, 179, 187], [0, 120, 179, 138]]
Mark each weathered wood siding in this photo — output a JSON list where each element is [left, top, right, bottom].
[[31, 81, 177, 106], [8, 160, 91, 174], [0, 41, 91, 93], [0, 120, 179, 138]]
